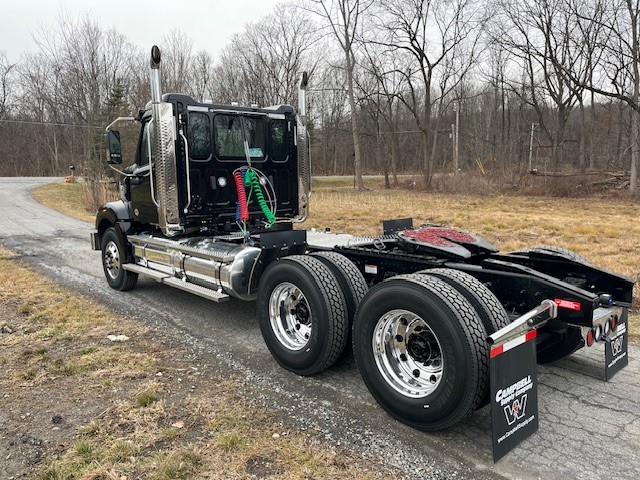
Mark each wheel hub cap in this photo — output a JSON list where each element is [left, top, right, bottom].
[[269, 282, 312, 351], [373, 309, 444, 398], [104, 241, 121, 280]]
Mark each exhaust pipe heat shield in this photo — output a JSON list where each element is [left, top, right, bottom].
[[150, 45, 182, 236]]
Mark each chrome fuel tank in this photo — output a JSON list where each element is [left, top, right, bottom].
[[129, 234, 261, 300]]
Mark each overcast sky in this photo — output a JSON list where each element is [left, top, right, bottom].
[[0, 0, 283, 62]]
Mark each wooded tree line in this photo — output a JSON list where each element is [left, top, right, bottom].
[[1, 0, 639, 192]]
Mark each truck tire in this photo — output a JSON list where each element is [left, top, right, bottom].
[[257, 255, 349, 376], [512, 245, 590, 265], [101, 227, 138, 291], [418, 268, 510, 335], [310, 251, 368, 325], [353, 274, 489, 430], [418, 268, 509, 408]]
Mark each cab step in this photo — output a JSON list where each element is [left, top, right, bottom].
[[122, 264, 230, 303]]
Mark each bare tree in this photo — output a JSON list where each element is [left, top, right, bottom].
[[360, 42, 408, 186], [161, 29, 194, 95], [372, 0, 480, 186], [190, 49, 214, 102], [556, 0, 639, 190], [491, 0, 592, 172], [0, 51, 16, 120], [212, 4, 319, 108], [305, 0, 372, 190], [27, 12, 133, 176], [312, 61, 350, 175]]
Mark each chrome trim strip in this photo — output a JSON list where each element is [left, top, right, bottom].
[[178, 123, 192, 213]]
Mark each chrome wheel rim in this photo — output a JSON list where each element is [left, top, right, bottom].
[[373, 309, 444, 398], [104, 240, 121, 280], [269, 282, 312, 351]]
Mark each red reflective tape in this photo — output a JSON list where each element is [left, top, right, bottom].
[[492, 330, 537, 358], [490, 345, 504, 358], [554, 298, 581, 311]]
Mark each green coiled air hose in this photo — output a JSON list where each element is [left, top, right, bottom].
[[245, 169, 276, 226]]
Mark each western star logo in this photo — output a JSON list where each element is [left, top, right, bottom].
[[611, 335, 624, 357], [504, 394, 528, 425], [495, 375, 533, 406]]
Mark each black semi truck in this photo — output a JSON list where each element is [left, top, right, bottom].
[[92, 46, 633, 460]]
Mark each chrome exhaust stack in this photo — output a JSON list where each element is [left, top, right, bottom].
[[149, 45, 182, 236], [295, 71, 311, 222], [298, 71, 308, 118]]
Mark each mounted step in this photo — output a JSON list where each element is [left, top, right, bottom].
[[122, 263, 230, 303], [162, 277, 229, 302], [123, 263, 170, 281]]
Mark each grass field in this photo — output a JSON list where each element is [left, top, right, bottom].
[[31, 181, 96, 223], [0, 247, 395, 479], [31, 177, 639, 336]]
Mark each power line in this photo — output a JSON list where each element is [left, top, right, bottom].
[[0, 119, 103, 129]]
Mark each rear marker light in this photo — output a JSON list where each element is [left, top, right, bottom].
[[603, 319, 611, 337], [586, 329, 595, 347], [594, 325, 603, 342], [554, 298, 581, 311]]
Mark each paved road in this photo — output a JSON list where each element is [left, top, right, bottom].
[[1, 177, 638, 480]]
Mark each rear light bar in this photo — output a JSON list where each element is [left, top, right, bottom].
[[582, 306, 622, 347]]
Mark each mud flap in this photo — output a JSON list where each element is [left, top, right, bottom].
[[490, 330, 539, 463], [605, 310, 628, 381]]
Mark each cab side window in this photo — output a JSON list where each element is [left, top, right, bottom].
[[140, 121, 155, 166], [188, 113, 212, 160]]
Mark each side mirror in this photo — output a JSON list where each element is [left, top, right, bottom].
[[106, 130, 122, 165]]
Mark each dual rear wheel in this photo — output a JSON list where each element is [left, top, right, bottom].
[[353, 272, 506, 430], [257, 253, 369, 375], [258, 256, 508, 430]]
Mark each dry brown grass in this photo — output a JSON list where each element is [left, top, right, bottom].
[[31, 177, 639, 336], [0, 247, 397, 480], [305, 177, 639, 335], [307, 177, 640, 275], [31, 181, 96, 223], [31, 179, 118, 224]]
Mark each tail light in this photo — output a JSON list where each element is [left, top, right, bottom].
[[611, 314, 618, 332], [586, 329, 595, 347]]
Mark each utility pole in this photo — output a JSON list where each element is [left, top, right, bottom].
[[453, 102, 460, 174], [451, 123, 456, 172], [528, 123, 537, 171]]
